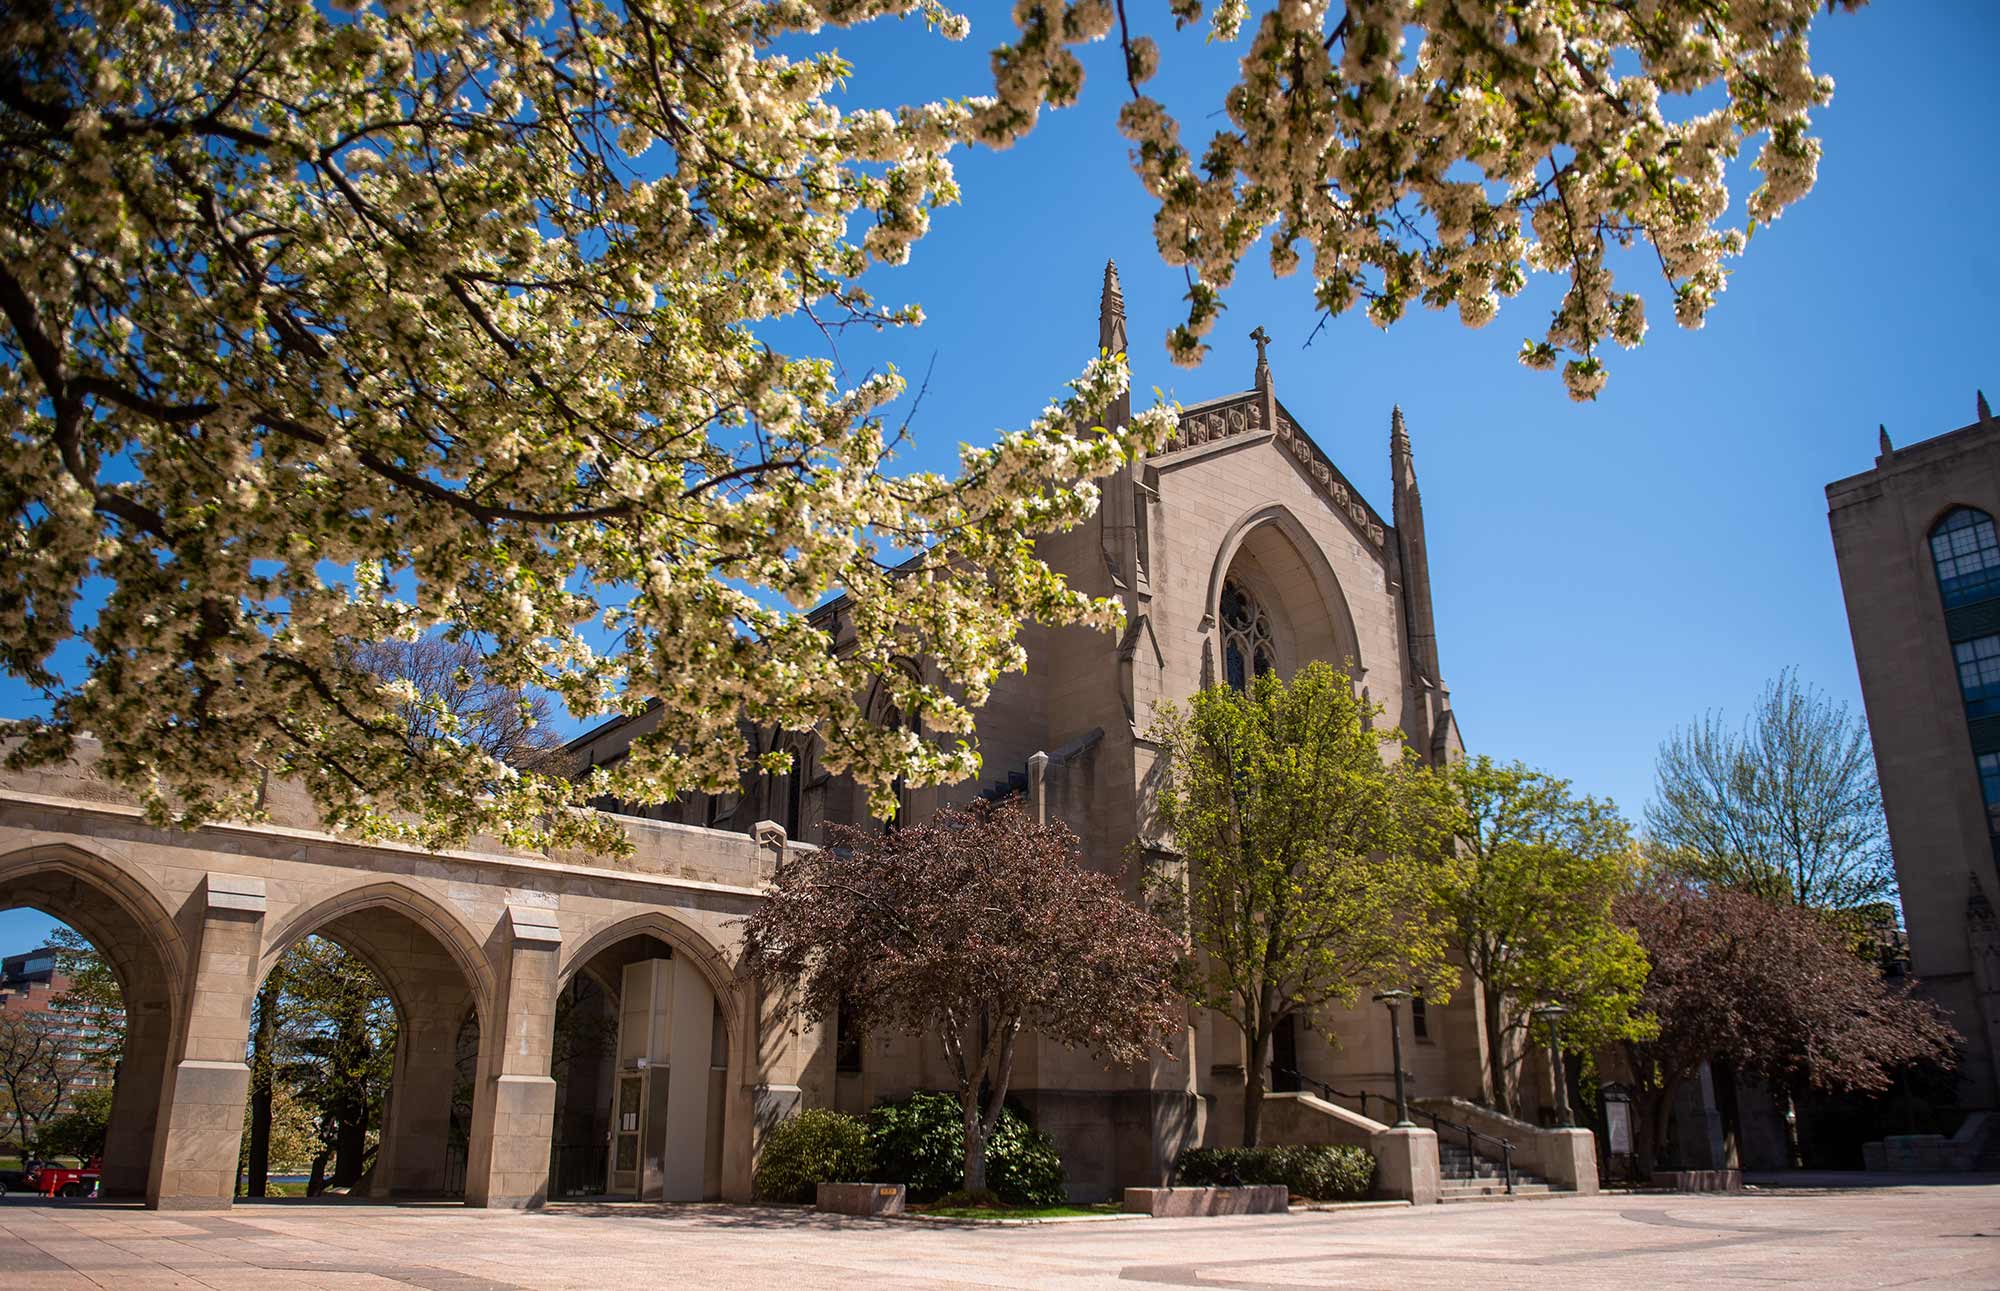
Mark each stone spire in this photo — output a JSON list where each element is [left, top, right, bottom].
[[1981, 389, 1993, 427], [1391, 405, 1442, 702], [1099, 259, 1127, 357], [1879, 424, 1893, 457], [1095, 259, 1142, 592]]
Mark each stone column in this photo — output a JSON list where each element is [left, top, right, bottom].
[[371, 990, 472, 1197], [464, 904, 560, 1208], [146, 874, 266, 1209], [99, 992, 174, 1197]]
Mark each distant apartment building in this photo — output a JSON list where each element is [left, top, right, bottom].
[[0, 943, 120, 1110], [1827, 397, 2000, 1111]]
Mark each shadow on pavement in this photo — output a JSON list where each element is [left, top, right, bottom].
[[1743, 1170, 2000, 1191]]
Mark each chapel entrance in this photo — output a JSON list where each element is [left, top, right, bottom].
[[551, 932, 727, 1201]]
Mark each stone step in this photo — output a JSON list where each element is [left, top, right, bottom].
[[1438, 1181, 1553, 1201]]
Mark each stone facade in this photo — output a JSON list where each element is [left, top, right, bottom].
[[572, 264, 1481, 1197], [0, 264, 1493, 1209], [1827, 399, 2000, 1111]]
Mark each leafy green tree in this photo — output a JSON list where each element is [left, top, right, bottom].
[[46, 926, 123, 1068], [1153, 662, 1456, 1146], [263, 936, 398, 1194], [1443, 757, 1650, 1113], [1648, 669, 1894, 911], [37, 1084, 111, 1161]]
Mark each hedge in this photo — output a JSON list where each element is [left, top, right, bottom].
[[753, 1108, 875, 1203], [1173, 1145, 1376, 1200]]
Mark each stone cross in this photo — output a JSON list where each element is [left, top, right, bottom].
[[1250, 325, 1270, 367]]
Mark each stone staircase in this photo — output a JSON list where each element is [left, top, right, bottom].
[[1437, 1141, 1553, 1201]]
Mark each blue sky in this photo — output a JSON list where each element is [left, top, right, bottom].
[[4, 2, 1996, 950]]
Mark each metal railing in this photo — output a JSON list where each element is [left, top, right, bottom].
[[1414, 1106, 1515, 1195], [1271, 1068, 1394, 1126], [548, 1141, 609, 1200], [1272, 1068, 1515, 1195]]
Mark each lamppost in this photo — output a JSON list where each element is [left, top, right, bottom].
[[1532, 1002, 1573, 1128], [1372, 989, 1414, 1127]]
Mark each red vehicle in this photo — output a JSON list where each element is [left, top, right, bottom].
[[28, 1159, 100, 1198]]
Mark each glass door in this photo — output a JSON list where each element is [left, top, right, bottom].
[[609, 1073, 643, 1195]]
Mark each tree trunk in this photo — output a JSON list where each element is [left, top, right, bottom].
[[1481, 981, 1510, 1114], [331, 1113, 367, 1189], [1711, 1058, 1743, 1170], [306, 1143, 331, 1197], [247, 983, 279, 1197], [1241, 1013, 1271, 1148], [961, 1086, 987, 1195]]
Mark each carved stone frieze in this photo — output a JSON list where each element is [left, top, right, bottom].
[[1161, 396, 1386, 548]]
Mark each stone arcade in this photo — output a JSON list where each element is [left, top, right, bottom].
[[0, 265, 1591, 1210]]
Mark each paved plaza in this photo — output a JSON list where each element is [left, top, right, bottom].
[[1, 1181, 1996, 1291]]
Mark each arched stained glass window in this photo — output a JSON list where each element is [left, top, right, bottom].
[[1221, 579, 1276, 692], [1931, 507, 2000, 608]]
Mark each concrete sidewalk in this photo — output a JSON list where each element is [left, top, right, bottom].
[[1, 1181, 1995, 1289]]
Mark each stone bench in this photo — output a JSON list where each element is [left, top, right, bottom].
[[1123, 1185, 1289, 1217], [815, 1183, 906, 1216]]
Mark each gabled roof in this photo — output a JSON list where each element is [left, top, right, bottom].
[[1157, 391, 1390, 551]]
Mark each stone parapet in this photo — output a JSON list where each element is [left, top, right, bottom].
[[1863, 1131, 1978, 1173]]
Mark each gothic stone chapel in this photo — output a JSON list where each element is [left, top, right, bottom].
[[0, 263, 1564, 1212]]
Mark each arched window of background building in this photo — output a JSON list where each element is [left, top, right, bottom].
[[1955, 635, 2000, 718], [1979, 752, 2000, 831], [1221, 579, 1277, 692], [1931, 507, 2000, 608]]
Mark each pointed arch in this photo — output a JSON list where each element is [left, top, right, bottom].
[[0, 842, 189, 1006], [1204, 503, 1366, 683], [557, 909, 743, 1041], [258, 881, 496, 1032]]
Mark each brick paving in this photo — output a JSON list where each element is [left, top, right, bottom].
[[1, 1181, 1996, 1290]]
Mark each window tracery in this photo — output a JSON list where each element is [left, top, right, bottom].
[[1221, 579, 1277, 692]]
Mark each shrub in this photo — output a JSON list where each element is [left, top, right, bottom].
[[1173, 1145, 1375, 1200], [753, 1108, 874, 1203], [985, 1112, 1067, 1206], [867, 1091, 1068, 1205]]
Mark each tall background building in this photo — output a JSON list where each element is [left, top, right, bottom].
[[1828, 397, 2000, 1111]]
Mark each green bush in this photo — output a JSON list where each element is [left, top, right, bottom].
[[867, 1091, 1068, 1205], [753, 1108, 874, 1203], [1173, 1145, 1376, 1200], [984, 1111, 1067, 1206]]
